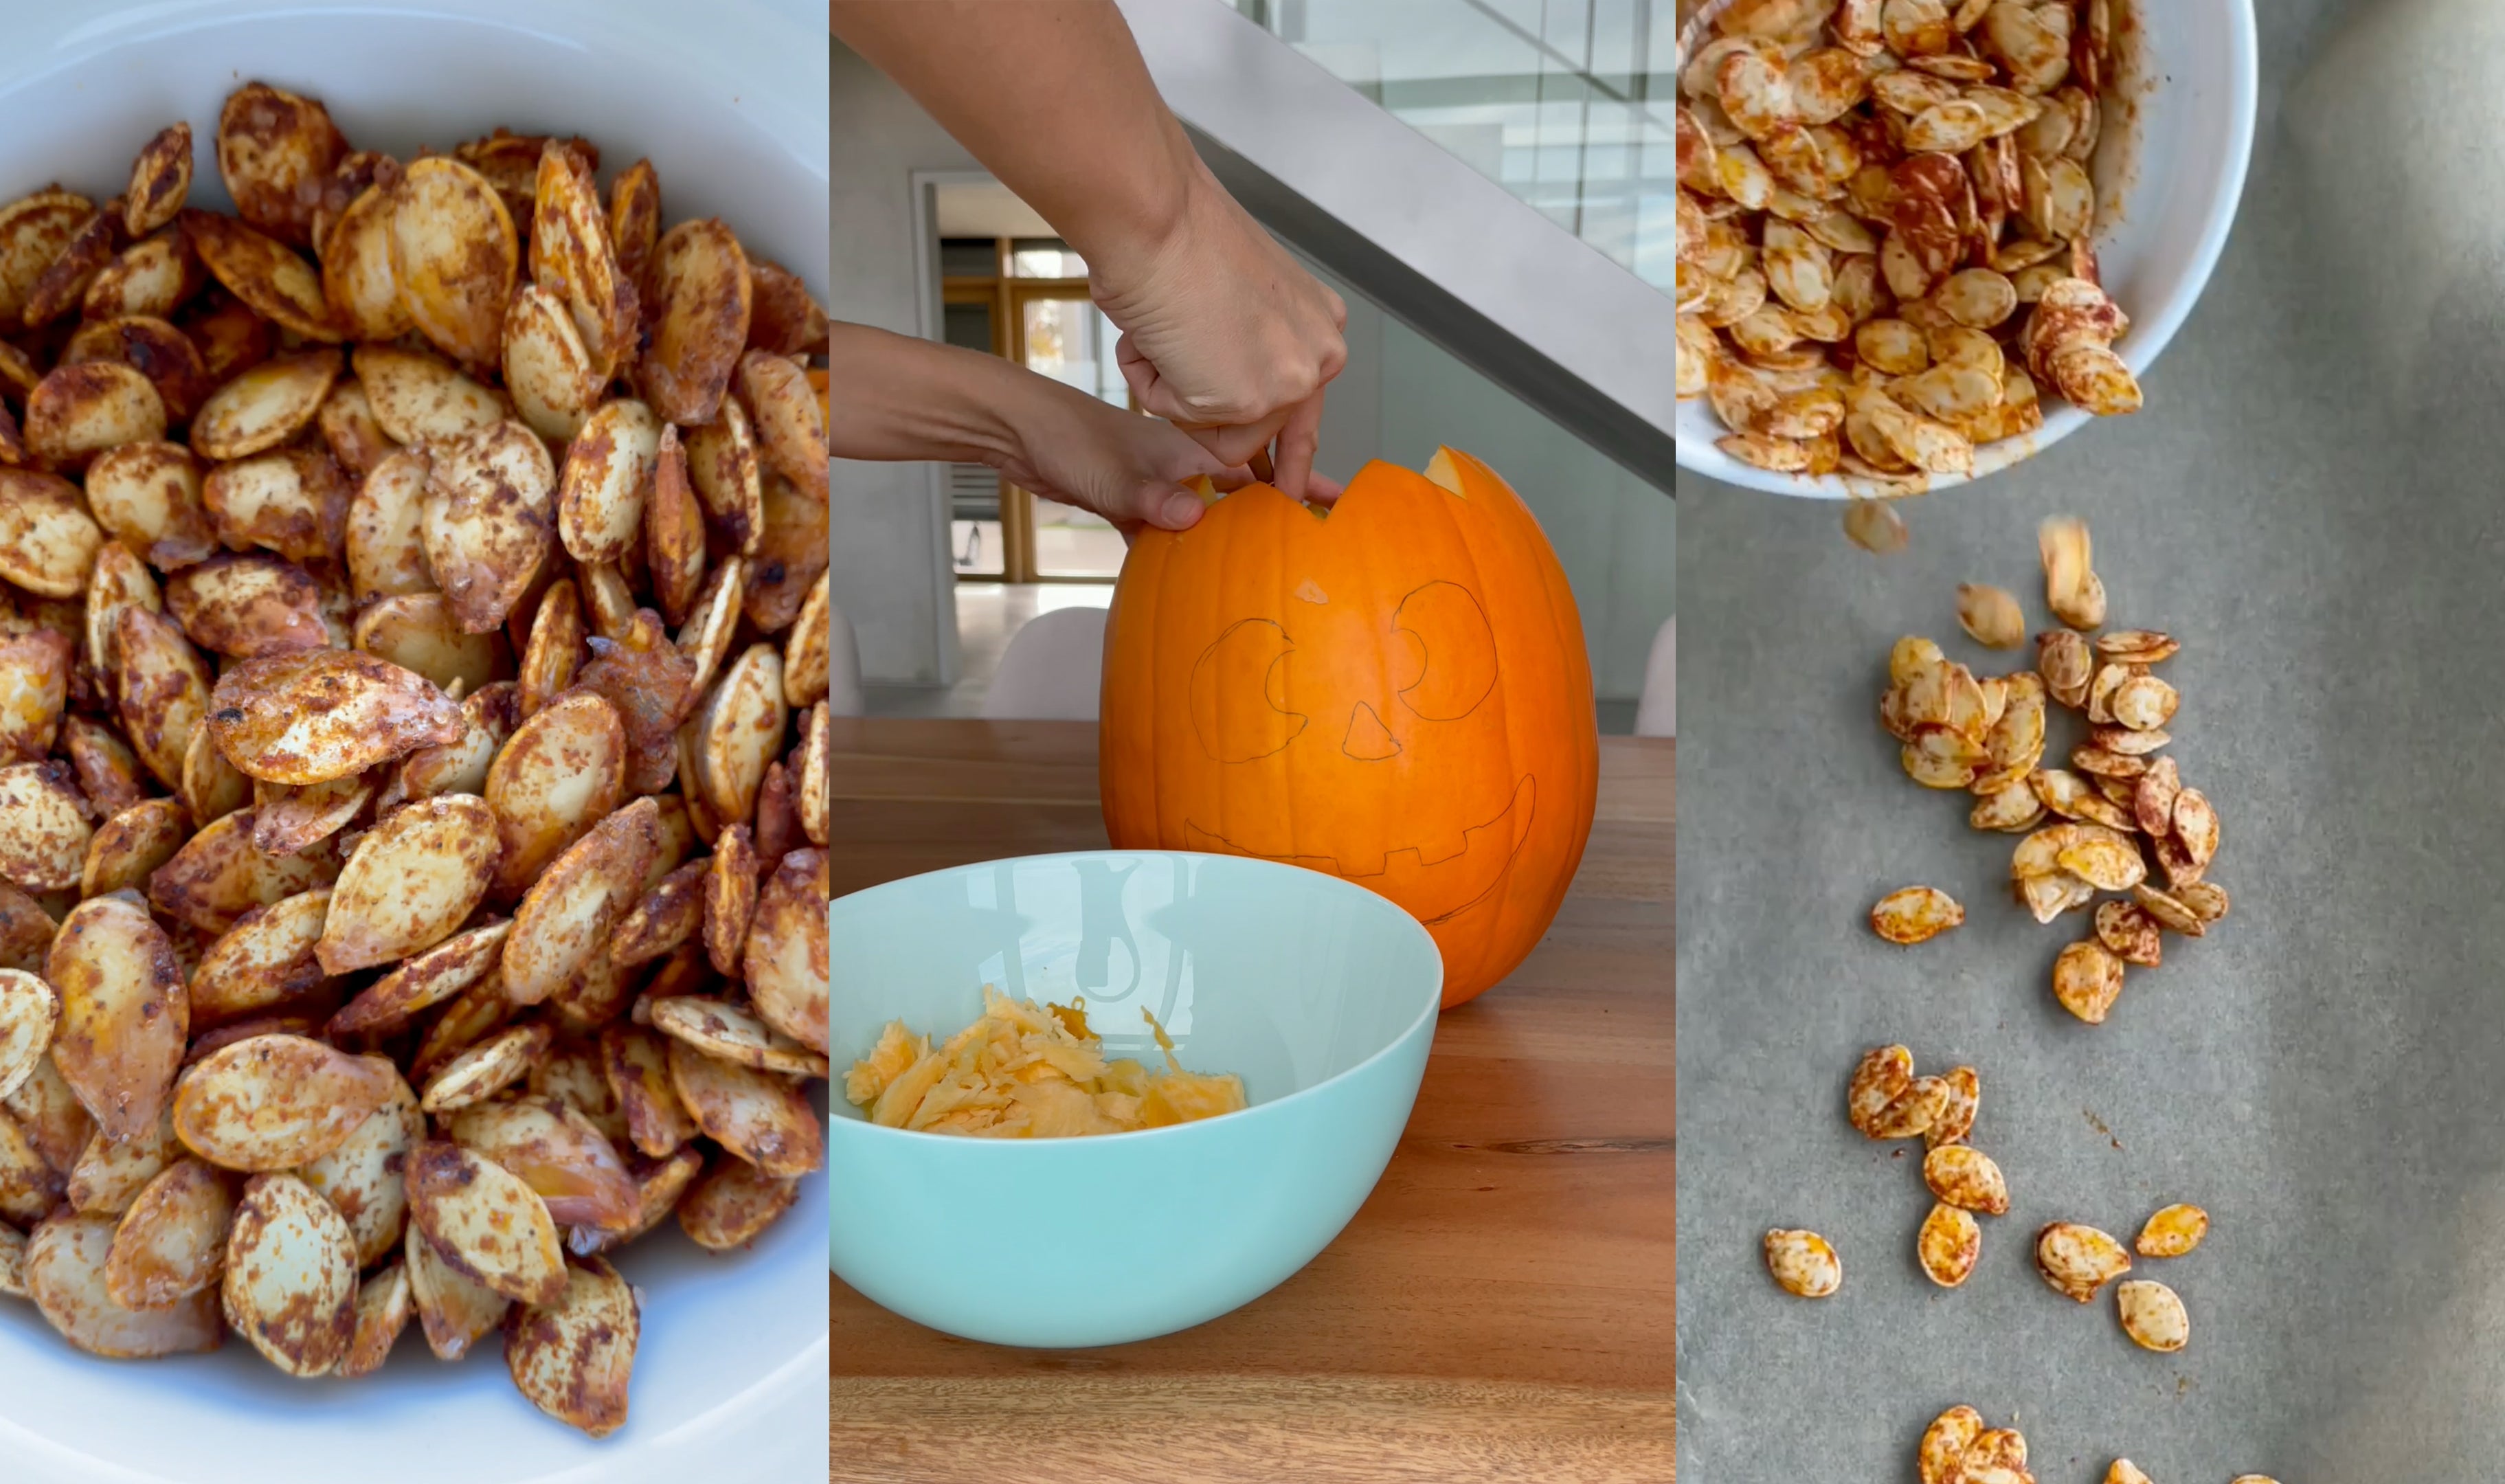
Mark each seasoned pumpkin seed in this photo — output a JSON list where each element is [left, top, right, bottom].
[[674, 1154, 796, 1251], [190, 349, 339, 461], [295, 1070, 421, 1268], [503, 797, 661, 1004], [1870, 884, 1964, 944], [390, 158, 517, 370], [222, 1170, 358, 1375], [206, 647, 463, 785], [2135, 1202, 2210, 1258], [326, 918, 508, 1038], [1762, 1226, 1842, 1298], [639, 220, 750, 425], [2036, 1219, 2131, 1302], [2115, 1277, 2188, 1351], [104, 1156, 235, 1309], [406, 1138, 565, 1305], [418, 1022, 552, 1114], [27, 1209, 222, 1358], [337, 1260, 412, 1378], [421, 418, 557, 634], [1917, 1201, 1980, 1288], [664, 1033, 820, 1178], [171, 1033, 391, 1170], [506, 1254, 638, 1435]]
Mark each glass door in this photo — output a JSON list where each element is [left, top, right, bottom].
[[938, 234, 1144, 583], [1011, 283, 1130, 581], [939, 283, 1007, 578]]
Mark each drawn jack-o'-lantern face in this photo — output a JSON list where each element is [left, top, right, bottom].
[[1101, 448, 1598, 1009]]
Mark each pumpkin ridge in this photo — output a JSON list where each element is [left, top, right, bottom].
[[1101, 449, 1596, 1008]]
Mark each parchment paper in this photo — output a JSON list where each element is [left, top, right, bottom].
[[1674, 1, 2505, 1478]]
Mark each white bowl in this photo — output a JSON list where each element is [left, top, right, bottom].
[[1674, 0, 2259, 497], [0, 3, 827, 1482]]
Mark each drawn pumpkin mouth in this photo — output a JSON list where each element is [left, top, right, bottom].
[[1182, 774, 1536, 925]]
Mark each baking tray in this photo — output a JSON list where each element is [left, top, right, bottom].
[[1675, 0, 2505, 1477]]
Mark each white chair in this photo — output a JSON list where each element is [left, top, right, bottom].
[[981, 606, 1108, 721], [1633, 616, 1674, 738], [825, 596, 866, 718]]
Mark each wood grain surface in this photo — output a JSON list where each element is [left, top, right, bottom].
[[824, 719, 1673, 1481]]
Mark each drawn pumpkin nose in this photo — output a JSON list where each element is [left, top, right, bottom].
[[1343, 701, 1400, 761]]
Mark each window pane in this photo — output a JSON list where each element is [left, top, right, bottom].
[[1021, 299, 1125, 407], [1008, 236, 1089, 278], [940, 300, 993, 354], [938, 237, 997, 277], [949, 464, 1004, 577], [1032, 505, 1126, 580], [1245, 0, 1681, 295]]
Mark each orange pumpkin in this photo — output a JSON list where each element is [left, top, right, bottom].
[[1100, 447, 1598, 1009]]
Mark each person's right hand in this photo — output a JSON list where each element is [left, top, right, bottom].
[[1091, 163, 1348, 504]]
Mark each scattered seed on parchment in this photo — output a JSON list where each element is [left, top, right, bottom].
[[1918, 1202, 1981, 1288], [1958, 584, 2026, 649], [1764, 1227, 1843, 1298], [1872, 885, 1966, 944], [1926, 1064, 1979, 1149], [2093, 899, 2162, 967], [2115, 1277, 2189, 1351], [2052, 937, 2126, 1024], [2036, 1220, 2132, 1303], [1923, 1143, 2011, 1216], [2135, 1203, 2210, 1258]]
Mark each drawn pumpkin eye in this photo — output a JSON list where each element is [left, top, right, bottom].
[[1189, 618, 1307, 763], [1395, 582, 1498, 721]]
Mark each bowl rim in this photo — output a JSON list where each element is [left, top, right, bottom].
[[1674, 0, 2263, 499], [826, 848, 1448, 1151]]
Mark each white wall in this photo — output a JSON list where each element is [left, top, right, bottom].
[[831, 40, 964, 686]]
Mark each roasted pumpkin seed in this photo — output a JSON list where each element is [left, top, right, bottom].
[[674, 1154, 796, 1250], [390, 158, 517, 370], [222, 1170, 358, 1375], [1917, 1201, 1980, 1288], [171, 1033, 391, 1170], [2036, 1219, 2131, 1302], [2135, 1202, 2210, 1258], [505, 1253, 638, 1435], [27, 1209, 222, 1358], [1870, 884, 1964, 944], [2115, 1277, 2188, 1351], [406, 1138, 565, 1305], [1762, 1226, 1842, 1298]]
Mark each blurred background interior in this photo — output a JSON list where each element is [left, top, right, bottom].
[[832, 0, 1676, 734]]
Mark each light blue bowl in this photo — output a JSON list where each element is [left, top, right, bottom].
[[827, 851, 1443, 1348]]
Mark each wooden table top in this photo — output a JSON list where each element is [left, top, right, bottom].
[[826, 719, 1674, 1483]]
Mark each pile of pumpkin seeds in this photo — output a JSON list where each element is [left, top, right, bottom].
[[1760, 513, 2277, 1481], [1874, 515, 2233, 1020], [1676, 0, 2140, 508], [0, 80, 832, 1437]]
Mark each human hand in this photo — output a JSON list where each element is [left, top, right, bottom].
[[826, 323, 1312, 537], [1092, 164, 1348, 503], [991, 360, 1250, 534]]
